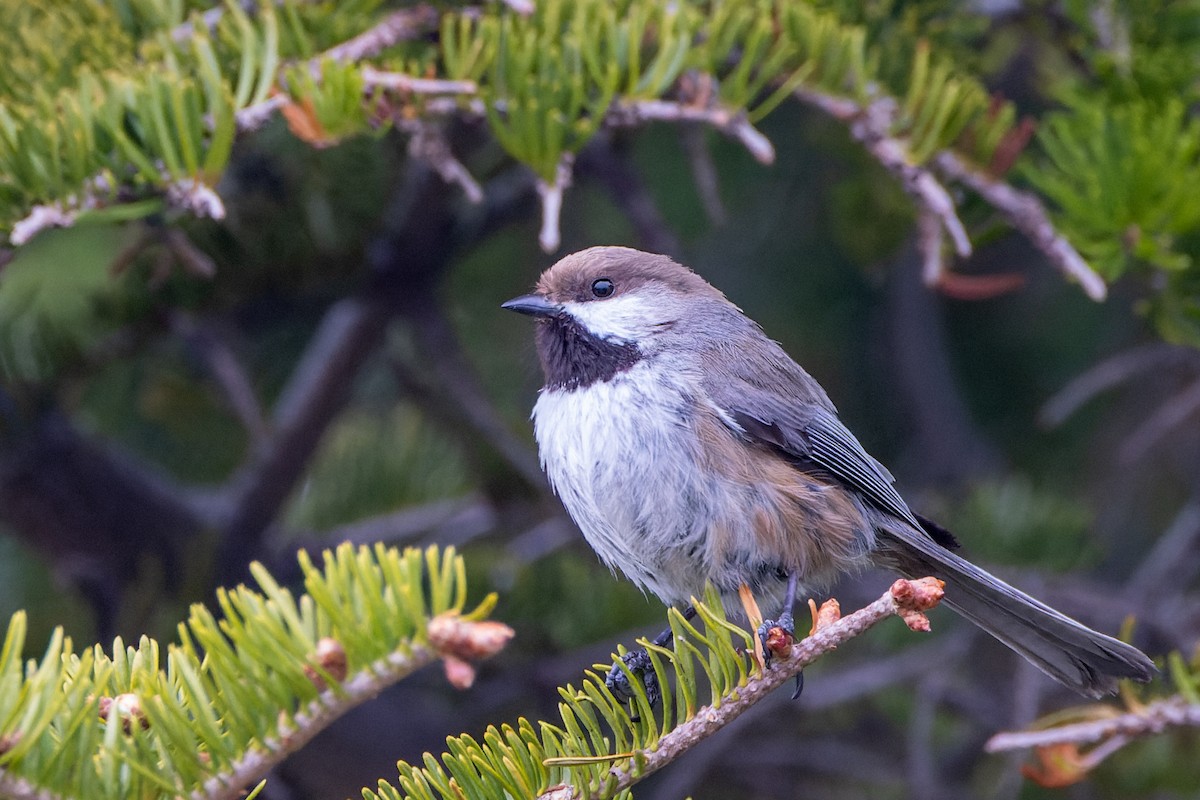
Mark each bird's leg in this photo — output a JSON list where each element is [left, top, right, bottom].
[[606, 605, 697, 713], [757, 572, 799, 677]]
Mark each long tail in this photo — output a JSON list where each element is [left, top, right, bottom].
[[878, 521, 1155, 697]]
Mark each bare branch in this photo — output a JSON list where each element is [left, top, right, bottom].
[[794, 90, 970, 259], [794, 85, 1110, 300], [361, 67, 477, 96], [238, 7, 442, 133], [235, 94, 288, 132], [931, 151, 1106, 301], [537, 155, 574, 253], [319, 5, 440, 64], [577, 137, 682, 255], [680, 125, 728, 225], [166, 178, 226, 220], [537, 578, 945, 800], [169, 313, 270, 446], [1127, 500, 1200, 598], [399, 119, 484, 203], [296, 496, 497, 550], [9, 205, 77, 246], [608, 99, 776, 165], [985, 698, 1200, 754], [916, 206, 946, 287]]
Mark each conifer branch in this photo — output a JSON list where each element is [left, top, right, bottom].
[[199, 645, 438, 800], [372, 579, 942, 800], [0, 545, 506, 800], [575, 578, 946, 799]]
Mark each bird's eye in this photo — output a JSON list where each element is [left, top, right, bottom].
[[591, 278, 615, 298]]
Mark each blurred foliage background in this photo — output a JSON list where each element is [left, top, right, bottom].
[[1, 0, 1199, 798]]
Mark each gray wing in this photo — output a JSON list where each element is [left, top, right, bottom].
[[708, 373, 922, 530]]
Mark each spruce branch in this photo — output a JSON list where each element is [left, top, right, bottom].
[[373, 578, 945, 800], [0, 544, 507, 800], [793, 82, 1108, 301], [573, 578, 947, 800]]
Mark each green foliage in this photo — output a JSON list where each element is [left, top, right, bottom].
[[1060, 0, 1200, 104], [0, 0, 135, 101], [1025, 99, 1200, 277], [0, 224, 133, 382], [368, 587, 754, 800], [283, 59, 372, 146], [483, 0, 618, 182], [0, 543, 489, 800], [285, 405, 472, 532]]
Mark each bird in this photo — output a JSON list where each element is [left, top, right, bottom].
[[502, 245, 1155, 698]]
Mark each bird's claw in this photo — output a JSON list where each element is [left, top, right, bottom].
[[757, 610, 795, 670], [606, 649, 659, 716]]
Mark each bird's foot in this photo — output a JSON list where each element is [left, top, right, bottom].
[[757, 610, 795, 671], [606, 648, 659, 717]]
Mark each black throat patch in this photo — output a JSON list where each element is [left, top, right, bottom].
[[534, 313, 641, 391]]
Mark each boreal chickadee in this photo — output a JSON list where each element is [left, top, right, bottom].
[[503, 246, 1154, 697]]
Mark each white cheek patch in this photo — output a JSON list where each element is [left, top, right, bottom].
[[562, 294, 660, 343]]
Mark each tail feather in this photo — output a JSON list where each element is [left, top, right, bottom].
[[879, 523, 1156, 697]]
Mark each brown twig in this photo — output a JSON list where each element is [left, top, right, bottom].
[[536, 578, 945, 800], [237, 6, 442, 133], [199, 619, 503, 800], [793, 85, 1108, 301], [985, 698, 1200, 754]]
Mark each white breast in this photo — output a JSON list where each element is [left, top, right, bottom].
[[532, 361, 709, 604]]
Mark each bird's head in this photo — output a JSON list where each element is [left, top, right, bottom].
[[502, 246, 729, 344]]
